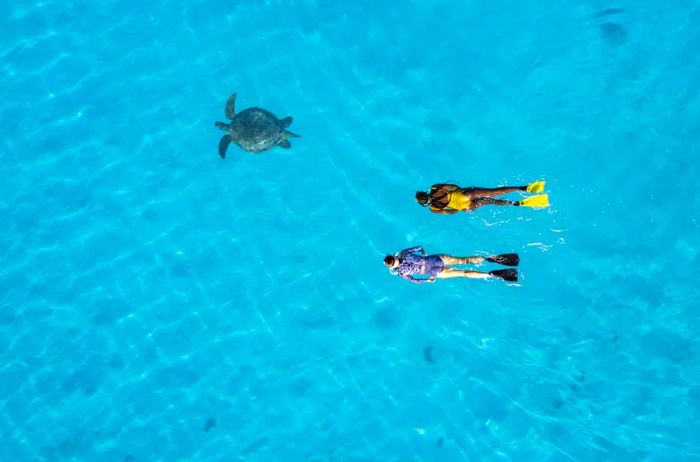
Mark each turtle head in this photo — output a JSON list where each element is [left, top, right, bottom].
[[215, 121, 229, 131]]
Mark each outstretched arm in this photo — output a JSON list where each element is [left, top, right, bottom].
[[399, 273, 434, 284], [429, 206, 459, 215], [400, 246, 425, 256], [432, 184, 460, 191]]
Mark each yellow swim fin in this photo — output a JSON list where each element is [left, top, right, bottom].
[[517, 194, 549, 208], [526, 180, 545, 193]]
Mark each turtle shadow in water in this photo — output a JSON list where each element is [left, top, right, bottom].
[[553, 370, 587, 410], [595, 8, 624, 18], [204, 416, 217, 432], [593, 8, 627, 46], [600, 22, 627, 46], [423, 346, 435, 363]]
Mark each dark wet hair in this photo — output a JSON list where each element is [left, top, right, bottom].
[[383, 255, 396, 266], [416, 191, 431, 206]]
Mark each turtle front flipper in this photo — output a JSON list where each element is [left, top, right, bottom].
[[280, 116, 293, 128], [277, 139, 292, 149], [225, 93, 237, 119], [218, 135, 233, 159]]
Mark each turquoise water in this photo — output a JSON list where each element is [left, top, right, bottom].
[[1, 0, 699, 460]]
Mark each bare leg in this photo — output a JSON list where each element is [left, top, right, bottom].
[[468, 197, 517, 211], [436, 268, 492, 280], [438, 255, 485, 265], [461, 186, 525, 198]]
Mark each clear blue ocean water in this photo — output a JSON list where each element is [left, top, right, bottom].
[[1, 0, 699, 460]]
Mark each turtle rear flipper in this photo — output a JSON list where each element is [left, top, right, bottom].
[[225, 93, 237, 119], [218, 135, 233, 158], [277, 139, 292, 149], [280, 116, 293, 128]]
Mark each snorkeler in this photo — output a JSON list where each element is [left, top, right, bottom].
[[415, 181, 549, 214], [383, 246, 519, 284]]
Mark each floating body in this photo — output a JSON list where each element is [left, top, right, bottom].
[[416, 180, 549, 214], [383, 246, 519, 284]]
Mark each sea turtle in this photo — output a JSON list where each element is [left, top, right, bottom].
[[214, 93, 300, 159]]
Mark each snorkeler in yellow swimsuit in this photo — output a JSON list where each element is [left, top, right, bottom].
[[416, 181, 549, 214]]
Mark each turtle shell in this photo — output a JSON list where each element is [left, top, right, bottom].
[[230, 108, 284, 153]]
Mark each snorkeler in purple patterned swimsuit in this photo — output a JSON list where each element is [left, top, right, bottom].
[[383, 246, 520, 284]]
